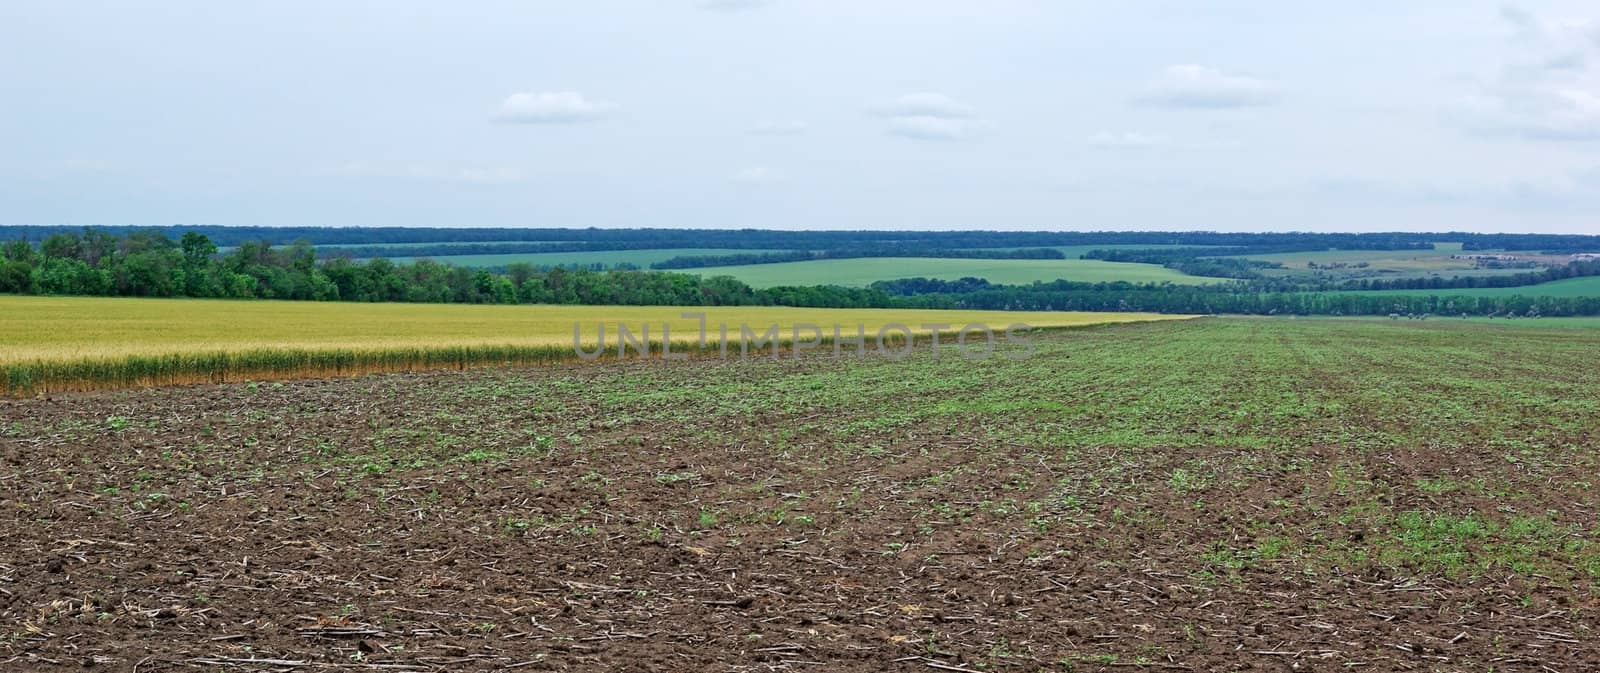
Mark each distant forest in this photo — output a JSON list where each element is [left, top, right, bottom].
[[0, 231, 889, 308], [649, 247, 1066, 269], [876, 278, 1600, 318], [4, 228, 1600, 317], [4, 225, 1600, 253]]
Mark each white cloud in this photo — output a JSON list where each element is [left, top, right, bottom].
[[493, 91, 615, 124], [1500, 4, 1599, 43], [872, 92, 975, 119], [1498, 5, 1600, 62], [873, 93, 979, 141], [1086, 131, 1162, 149], [749, 120, 808, 135], [1538, 51, 1587, 72], [1462, 7, 1600, 141], [1501, 5, 1539, 36], [1465, 87, 1600, 141], [1135, 65, 1278, 109], [731, 166, 781, 184], [886, 116, 972, 141], [698, 0, 772, 11]]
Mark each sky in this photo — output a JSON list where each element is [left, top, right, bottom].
[[1, 1, 1598, 233]]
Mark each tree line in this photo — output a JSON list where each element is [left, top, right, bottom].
[[882, 279, 1600, 317], [1080, 247, 1283, 279], [5, 229, 1600, 317], [7, 225, 1595, 252], [1331, 259, 1600, 291], [316, 241, 664, 259], [0, 230, 895, 308], [1078, 246, 1600, 292]]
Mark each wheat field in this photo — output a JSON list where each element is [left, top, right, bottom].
[[0, 296, 1193, 394]]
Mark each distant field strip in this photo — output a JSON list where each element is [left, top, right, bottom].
[[1327, 276, 1600, 298], [1290, 315, 1600, 328], [0, 296, 1191, 394], [687, 257, 1222, 288], [394, 248, 783, 268], [1246, 243, 1557, 281], [395, 245, 1212, 270]]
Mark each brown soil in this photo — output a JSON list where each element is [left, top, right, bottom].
[[1, 324, 1596, 672]]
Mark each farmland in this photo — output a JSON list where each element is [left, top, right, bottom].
[[1242, 242, 1479, 273], [15, 1, 1600, 669], [3, 317, 1598, 671], [382, 248, 1224, 287], [687, 257, 1221, 288], [12, 228, 1600, 318], [1292, 314, 1600, 328], [1243, 243, 1557, 281], [0, 295, 1184, 395], [393, 248, 783, 269], [1241, 242, 1472, 267]]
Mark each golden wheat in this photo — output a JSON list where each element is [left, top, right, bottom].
[[0, 295, 1194, 394]]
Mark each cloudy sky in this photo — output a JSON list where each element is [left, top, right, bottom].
[[2, 1, 1598, 232]]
